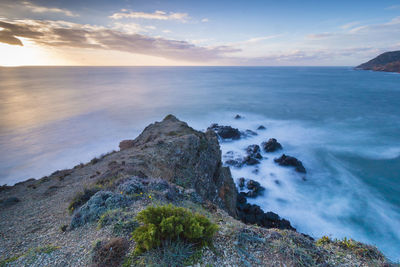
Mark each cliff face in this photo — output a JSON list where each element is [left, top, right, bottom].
[[117, 114, 237, 217], [356, 51, 400, 73]]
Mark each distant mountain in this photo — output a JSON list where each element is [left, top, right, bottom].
[[356, 51, 400, 73]]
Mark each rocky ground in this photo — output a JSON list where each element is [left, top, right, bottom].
[[0, 115, 395, 266]]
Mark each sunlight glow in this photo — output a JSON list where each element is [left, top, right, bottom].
[[0, 39, 68, 66]]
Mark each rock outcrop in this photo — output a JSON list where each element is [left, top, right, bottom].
[[274, 154, 306, 173], [118, 115, 237, 217], [208, 124, 241, 140], [356, 50, 400, 73], [262, 138, 282, 152]]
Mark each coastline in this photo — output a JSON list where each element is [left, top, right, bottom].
[[0, 115, 392, 266]]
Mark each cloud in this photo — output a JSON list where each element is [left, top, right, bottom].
[[0, 19, 239, 62], [385, 5, 400, 10], [112, 22, 147, 34], [243, 35, 281, 44], [21, 1, 78, 17], [110, 10, 189, 22], [0, 30, 23, 45], [201, 18, 209, 23], [340, 21, 360, 30], [307, 33, 336, 39]]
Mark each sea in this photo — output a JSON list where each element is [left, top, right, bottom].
[[0, 66, 399, 261]]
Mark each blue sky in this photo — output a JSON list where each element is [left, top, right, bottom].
[[0, 0, 399, 66]]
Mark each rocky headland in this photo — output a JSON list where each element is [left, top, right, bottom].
[[356, 51, 400, 73], [0, 115, 393, 266]]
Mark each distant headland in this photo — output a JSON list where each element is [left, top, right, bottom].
[[356, 50, 400, 73]]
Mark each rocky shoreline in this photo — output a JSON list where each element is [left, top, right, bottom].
[[0, 115, 393, 266]]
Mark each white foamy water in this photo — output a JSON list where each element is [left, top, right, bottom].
[[189, 111, 400, 261]]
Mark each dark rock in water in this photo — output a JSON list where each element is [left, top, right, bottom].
[[245, 179, 264, 198], [257, 125, 266, 130], [236, 194, 295, 231], [274, 154, 306, 173], [238, 177, 245, 188], [237, 192, 247, 204], [208, 124, 241, 140], [243, 156, 260, 165], [262, 138, 282, 152], [0, 197, 20, 207], [234, 114, 242, 119], [225, 159, 243, 168], [242, 144, 262, 166], [246, 145, 262, 159], [242, 129, 258, 137], [237, 178, 265, 198]]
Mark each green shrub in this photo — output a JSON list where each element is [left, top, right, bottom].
[[67, 186, 101, 214], [315, 235, 331, 246], [131, 204, 218, 254]]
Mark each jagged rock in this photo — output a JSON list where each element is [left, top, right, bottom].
[[243, 155, 260, 165], [262, 138, 283, 152], [236, 194, 295, 230], [257, 125, 266, 130], [238, 177, 245, 188], [121, 115, 237, 217], [70, 191, 130, 228], [234, 114, 242, 119], [119, 140, 134, 151], [237, 178, 265, 198], [246, 145, 262, 159], [245, 179, 264, 198], [208, 123, 241, 140], [274, 154, 306, 173]]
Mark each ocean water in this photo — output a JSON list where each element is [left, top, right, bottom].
[[0, 66, 399, 260]]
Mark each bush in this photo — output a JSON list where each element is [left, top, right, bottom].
[[68, 186, 101, 214], [70, 191, 129, 229], [91, 238, 128, 267], [131, 204, 218, 254]]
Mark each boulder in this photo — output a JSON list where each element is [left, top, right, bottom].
[[243, 156, 260, 166], [208, 124, 241, 140], [257, 125, 266, 130], [246, 145, 262, 159], [274, 154, 306, 173], [262, 138, 283, 152], [121, 115, 238, 217], [234, 114, 242, 119], [119, 140, 134, 151]]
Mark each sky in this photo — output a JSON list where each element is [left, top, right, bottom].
[[0, 0, 400, 66]]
